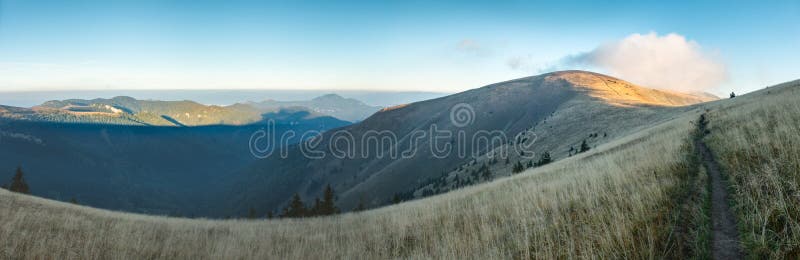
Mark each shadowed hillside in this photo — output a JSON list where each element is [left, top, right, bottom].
[[0, 113, 350, 217], [230, 70, 717, 214]]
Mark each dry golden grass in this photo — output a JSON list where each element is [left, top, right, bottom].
[[0, 109, 705, 259], [703, 80, 800, 258], [551, 71, 718, 107], [673, 155, 712, 258]]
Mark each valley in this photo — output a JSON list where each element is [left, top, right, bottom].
[[0, 94, 363, 216]]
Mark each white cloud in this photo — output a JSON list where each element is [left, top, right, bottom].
[[557, 32, 727, 92]]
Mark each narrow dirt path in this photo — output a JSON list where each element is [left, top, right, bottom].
[[695, 114, 743, 259]]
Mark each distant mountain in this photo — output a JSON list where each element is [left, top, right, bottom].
[[246, 93, 382, 122], [229, 70, 718, 214], [0, 94, 380, 127], [0, 90, 448, 108]]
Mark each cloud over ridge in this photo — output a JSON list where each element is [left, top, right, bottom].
[[559, 32, 727, 92]]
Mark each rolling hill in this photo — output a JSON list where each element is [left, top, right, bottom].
[[1, 94, 381, 127], [246, 93, 382, 122], [229, 70, 718, 215], [3, 74, 795, 259]]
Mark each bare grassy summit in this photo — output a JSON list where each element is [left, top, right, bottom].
[[232, 71, 720, 215], [548, 70, 717, 106]]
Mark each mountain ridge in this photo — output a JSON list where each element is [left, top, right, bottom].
[[230, 70, 718, 214], [0, 94, 382, 126], [0, 70, 720, 217], [246, 93, 381, 122]]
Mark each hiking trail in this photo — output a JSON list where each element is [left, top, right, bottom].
[[696, 114, 743, 259]]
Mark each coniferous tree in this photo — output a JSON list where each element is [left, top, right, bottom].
[[310, 197, 322, 216], [512, 161, 524, 173], [579, 140, 591, 153], [267, 211, 274, 219], [537, 152, 552, 166], [281, 193, 307, 218], [319, 184, 339, 215], [730, 92, 736, 98], [479, 163, 492, 179], [69, 197, 78, 204], [526, 160, 533, 168], [9, 166, 30, 194]]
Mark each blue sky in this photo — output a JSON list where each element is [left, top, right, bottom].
[[0, 0, 798, 95]]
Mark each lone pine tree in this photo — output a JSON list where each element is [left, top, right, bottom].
[[9, 166, 30, 194]]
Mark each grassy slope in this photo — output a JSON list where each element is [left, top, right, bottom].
[[1, 108, 700, 259], [235, 71, 714, 214], [703, 80, 800, 258], [3, 78, 795, 258]]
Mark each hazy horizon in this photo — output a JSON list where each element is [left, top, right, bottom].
[[2, 2, 800, 258], [0, 89, 450, 108], [0, 1, 798, 97]]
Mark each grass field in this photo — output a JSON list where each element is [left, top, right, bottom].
[[1, 80, 798, 259], [704, 80, 800, 258], [1, 111, 703, 259]]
